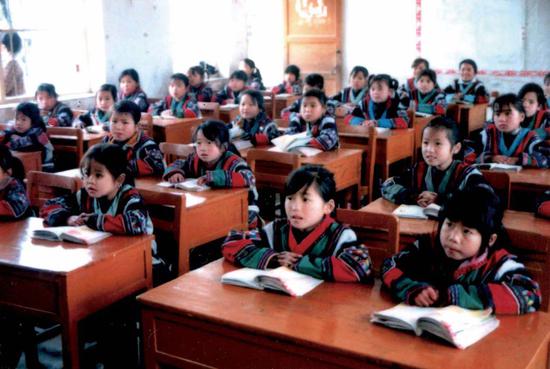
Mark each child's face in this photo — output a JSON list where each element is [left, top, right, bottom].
[[300, 96, 325, 122], [284, 73, 296, 84], [494, 104, 524, 133], [369, 81, 391, 103], [413, 62, 428, 78], [416, 76, 435, 94], [187, 72, 202, 87], [285, 184, 335, 231], [459, 63, 475, 82], [96, 91, 115, 112], [119, 75, 138, 96], [169, 79, 187, 100], [544, 79, 550, 97], [439, 218, 483, 260], [229, 78, 245, 92], [239, 61, 252, 76], [239, 94, 260, 120], [522, 92, 540, 118], [194, 129, 223, 165], [36, 91, 56, 111], [14, 112, 32, 133], [82, 159, 123, 200], [350, 72, 367, 91], [422, 127, 460, 170], [0, 165, 10, 182], [110, 111, 138, 141]]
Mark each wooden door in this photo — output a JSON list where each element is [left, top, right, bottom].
[[284, 0, 343, 96]]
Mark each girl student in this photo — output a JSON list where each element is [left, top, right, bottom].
[[222, 165, 372, 282], [271, 64, 303, 95], [239, 58, 265, 90], [151, 73, 200, 119], [103, 100, 165, 177], [397, 57, 430, 103], [0, 145, 31, 219], [163, 120, 259, 228], [344, 74, 409, 129], [517, 82, 549, 138], [480, 93, 548, 168], [382, 186, 540, 314], [118, 68, 149, 112], [1, 102, 54, 171], [381, 116, 486, 207], [229, 89, 279, 146], [35, 83, 73, 127], [78, 84, 117, 130], [187, 65, 213, 102], [215, 70, 248, 105], [407, 69, 447, 115], [287, 88, 339, 151], [331, 65, 369, 110], [443, 59, 489, 104]]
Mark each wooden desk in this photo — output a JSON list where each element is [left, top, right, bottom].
[[152, 117, 202, 144], [500, 168, 550, 211], [138, 259, 550, 369], [219, 104, 239, 123], [0, 217, 153, 369], [12, 150, 42, 173], [273, 94, 300, 119], [447, 103, 488, 138]]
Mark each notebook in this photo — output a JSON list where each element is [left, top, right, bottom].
[[270, 132, 322, 157], [157, 178, 210, 192], [32, 226, 111, 245], [392, 203, 441, 219], [474, 163, 522, 172]]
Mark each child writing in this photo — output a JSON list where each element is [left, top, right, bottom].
[[222, 165, 372, 282], [35, 83, 73, 127], [78, 84, 117, 130], [1, 102, 54, 171], [2, 31, 25, 96], [382, 186, 540, 314], [381, 117, 486, 206], [229, 89, 279, 146], [344, 74, 409, 129], [187, 65, 213, 102], [163, 120, 259, 227], [480, 94, 548, 168], [287, 88, 339, 151], [40, 143, 153, 237], [271, 64, 303, 95], [151, 73, 200, 119], [281, 73, 327, 120], [0, 146, 31, 219], [443, 59, 489, 104], [118, 68, 149, 112], [518, 82, 549, 138], [405, 69, 447, 115], [397, 57, 430, 103], [103, 100, 165, 177], [331, 65, 369, 113], [239, 58, 265, 90], [215, 70, 248, 105]]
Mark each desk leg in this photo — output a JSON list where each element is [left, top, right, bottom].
[[61, 318, 80, 369]]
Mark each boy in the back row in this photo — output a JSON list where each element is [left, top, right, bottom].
[[35, 83, 73, 127], [281, 73, 334, 120], [215, 70, 248, 105], [151, 73, 200, 119]]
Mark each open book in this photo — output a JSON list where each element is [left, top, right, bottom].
[[221, 267, 323, 297], [371, 303, 500, 349], [32, 226, 111, 245], [270, 131, 322, 157], [393, 203, 441, 219], [474, 163, 522, 172], [157, 178, 210, 192]]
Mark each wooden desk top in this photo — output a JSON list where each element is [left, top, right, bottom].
[[0, 217, 154, 273], [48, 130, 107, 142], [239, 146, 362, 162], [152, 117, 202, 128], [138, 259, 550, 369], [337, 125, 415, 141], [507, 168, 550, 187]]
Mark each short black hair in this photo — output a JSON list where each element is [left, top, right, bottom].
[[459, 59, 478, 74], [417, 69, 437, 84], [188, 65, 205, 78], [16, 102, 45, 131], [0, 145, 25, 181], [240, 89, 265, 111], [35, 83, 58, 98], [544, 72, 550, 85], [302, 88, 327, 106], [284, 165, 336, 203], [192, 120, 230, 151], [80, 143, 132, 185], [230, 70, 248, 83], [2, 32, 22, 55], [423, 116, 461, 146], [369, 74, 399, 90], [411, 58, 430, 69], [98, 84, 117, 102], [119, 68, 141, 85], [113, 100, 141, 124], [493, 93, 525, 115], [171, 73, 189, 87], [350, 65, 369, 79], [285, 65, 300, 80], [304, 73, 324, 90], [518, 83, 547, 108]]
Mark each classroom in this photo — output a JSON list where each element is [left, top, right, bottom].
[[0, 0, 549, 368]]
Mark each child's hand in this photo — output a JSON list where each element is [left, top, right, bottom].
[[160, 109, 173, 118], [492, 155, 519, 165], [277, 251, 302, 268], [168, 173, 185, 183], [225, 99, 235, 104], [67, 213, 91, 226], [414, 286, 439, 307], [454, 93, 463, 101], [196, 176, 208, 185], [417, 191, 437, 207], [363, 120, 376, 128]]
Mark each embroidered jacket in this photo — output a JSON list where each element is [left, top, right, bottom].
[[79, 108, 111, 130], [382, 237, 541, 314], [118, 88, 149, 112], [188, 82, 213, 102], [42, 101, 73, 127], [0, 177, 30, 219], [480, 124, 548, 168], [229, 111, 279, 145], [248, 72, 265, 91], [280, 97, 336, 121], [344, 95, 409, 129], [1, 127, 54, 171], [163, 151, 259, 227], [397, 77, 417, 103], [287, 112, 339, 151], [381, 160, 486, 205], [222, 216, 372, 282], [103, 131, 165, 177], [40, 184, 153, 236], [152, 94, 200, 118], [408, 89, 447, 115], [215, 86, 243, 105], [331, 87, 369, 106], [443, 79, 489, 104], [521, 109, 550, 139], [271, 80, 303, 95]]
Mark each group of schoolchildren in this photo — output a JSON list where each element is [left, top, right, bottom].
[[0, 55, 548, 365]]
